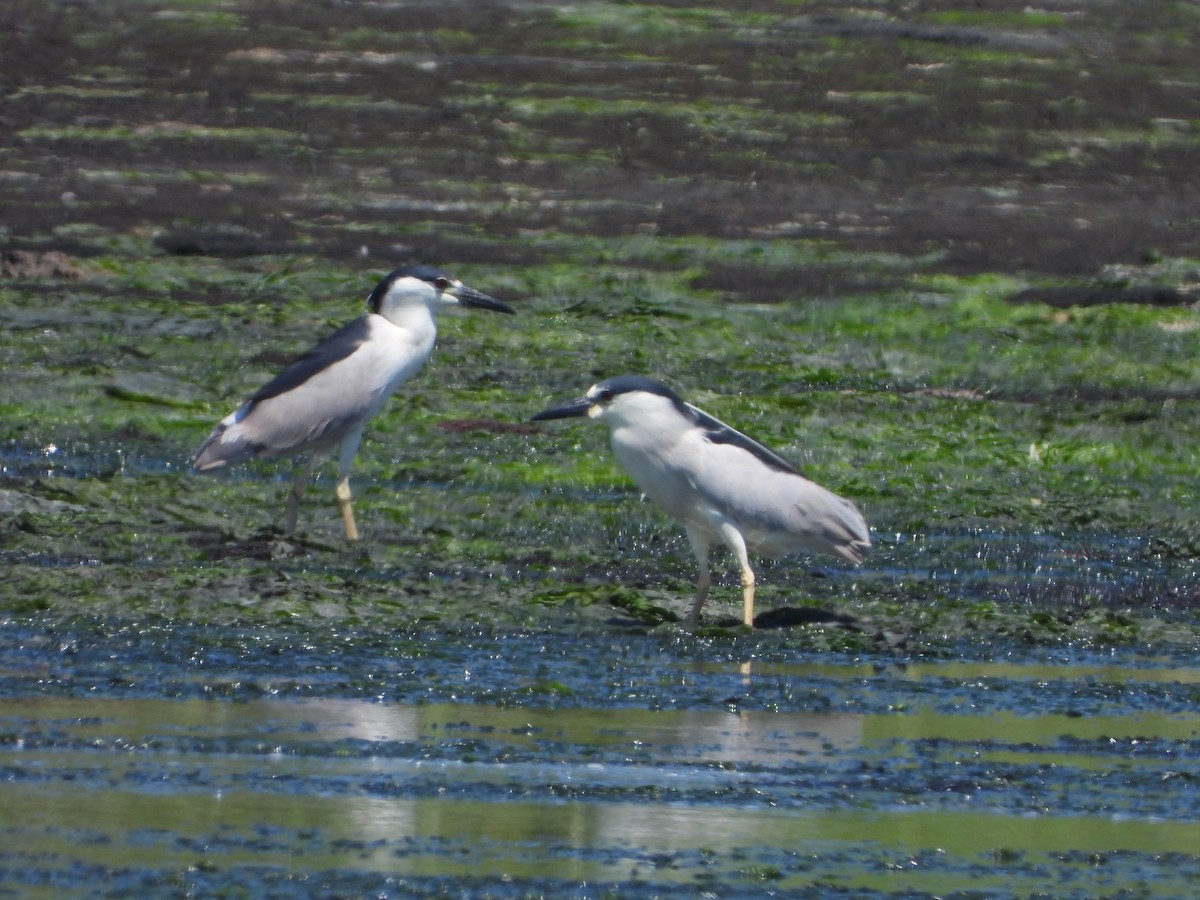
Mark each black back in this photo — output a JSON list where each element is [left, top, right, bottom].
[[248, 316, 372, 408]]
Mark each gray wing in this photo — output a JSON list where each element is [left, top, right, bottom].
[[687, 427, 870, 563], [192, 316, 381, 469]]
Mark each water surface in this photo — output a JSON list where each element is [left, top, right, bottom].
[[2, 625, 1197, 896]]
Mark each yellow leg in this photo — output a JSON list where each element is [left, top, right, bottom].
[[713, 520, 756, 628], [334, 428, 365, 542], [336, 477, 359, 542], [741, 565, 756, 628]]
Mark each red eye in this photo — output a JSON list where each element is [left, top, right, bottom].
[[434, 276, 451, 290], [598, 389, 614, 403]]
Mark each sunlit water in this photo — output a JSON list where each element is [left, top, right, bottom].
[[2, 623, 1198, 897]]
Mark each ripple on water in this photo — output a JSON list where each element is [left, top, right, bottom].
[[1, 624, 1199, 896]]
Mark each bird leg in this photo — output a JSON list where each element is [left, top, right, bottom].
[[685, 527, 712, 626], [335, 427, 365, 542], [689, 565, 711, 626], [740, 565, 756, 628], [714, 520, 756, 628], [335, 477, 358, 542], [285, 454, 324, 534]]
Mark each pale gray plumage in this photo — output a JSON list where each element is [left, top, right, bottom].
[[532, 376, 870, 627], [192, 264, 513, 539]]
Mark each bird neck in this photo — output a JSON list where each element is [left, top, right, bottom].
[[375, 301, 438, 336], [367, 310, 438, 389]]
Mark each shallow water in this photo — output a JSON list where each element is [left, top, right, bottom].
[[2, 623, 1198, 897]]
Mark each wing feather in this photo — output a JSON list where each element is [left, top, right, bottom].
[[192, 316, 389, 469], [687, 429, 870, 561], [248, 316, 371, 406]]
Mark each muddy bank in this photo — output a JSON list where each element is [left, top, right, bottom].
[[3, 1, 1199, 281]]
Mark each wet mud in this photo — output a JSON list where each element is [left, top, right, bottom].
[[3, 1, 1199, 283]]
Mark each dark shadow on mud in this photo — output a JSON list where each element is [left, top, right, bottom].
[[4, 0, 1200, 283], [1008, 284, 1192, 307], [691, 262, 902, 301]]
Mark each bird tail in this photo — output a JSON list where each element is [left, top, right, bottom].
[[829, 497, 872, 564], [834, 535, 872, 565], [191, 424, 232, 472], [191, 413, 259, 472]]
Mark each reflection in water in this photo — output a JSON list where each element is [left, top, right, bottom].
[[2, 653, 1199, 895]]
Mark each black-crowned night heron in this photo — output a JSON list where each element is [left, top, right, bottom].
[[192, 264, 513, 540], [531, 376, 870, 627]]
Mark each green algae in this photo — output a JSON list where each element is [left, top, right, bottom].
[[2, 247, 1198, 646], [1, 0, 1199, 651]]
